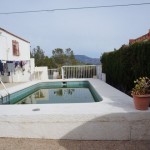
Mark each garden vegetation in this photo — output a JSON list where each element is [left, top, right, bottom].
[[101, 41, 150, 95]]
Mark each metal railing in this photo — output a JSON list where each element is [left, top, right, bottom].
[[61, 65, 97, 79], [47, 65, 104, 81], [0, 80, 9, 95], [0, 80, 10, 104]]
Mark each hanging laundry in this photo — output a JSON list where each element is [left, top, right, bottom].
[[20, 61, 26, 72], [3, 63, 7, 73], [22, 61, 26, 66], [15, 61, 19, 68], [6, 61, 13, 76], [19, 61, 23, 68], [0, 60, 4, 75], [22, 66, 25, 72], [7, 61, 14, 72]]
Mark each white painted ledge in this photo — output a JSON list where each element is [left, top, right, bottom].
[[0, 79, 150, 140]]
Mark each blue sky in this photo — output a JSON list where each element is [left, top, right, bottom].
[[0, 0, 150, 58]]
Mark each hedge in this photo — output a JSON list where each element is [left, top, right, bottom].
[[101, 41, 150, 95]]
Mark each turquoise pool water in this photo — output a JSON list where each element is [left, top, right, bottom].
[[0, 81, 102, 104]]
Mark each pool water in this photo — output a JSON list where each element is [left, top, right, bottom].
[[17, 88, 96, 104], [0, 81, 102, 104]]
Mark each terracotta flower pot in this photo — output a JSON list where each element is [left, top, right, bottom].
[[133, 95, 150, 110]]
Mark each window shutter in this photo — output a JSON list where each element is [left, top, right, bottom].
[[12, 40, 20, 56]]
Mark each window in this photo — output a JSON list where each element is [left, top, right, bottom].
[[12, 40, 20, 56]]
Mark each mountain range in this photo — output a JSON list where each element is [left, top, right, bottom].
[[75, 55, 100, 65]]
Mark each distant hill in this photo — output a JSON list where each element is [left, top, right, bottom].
[[75, 55, 100, 65]]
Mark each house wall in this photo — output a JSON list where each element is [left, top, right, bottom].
[[0, 29, 30, 61], [0, 28, 48, 82]]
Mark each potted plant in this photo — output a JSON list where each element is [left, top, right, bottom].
[[131, 77, 150, 110]]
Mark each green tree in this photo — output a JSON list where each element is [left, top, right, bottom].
[[31, 46, 79, 69], [52, 48, 65, 67], [31, 46, 45, 66], [51, 48, 78, 67], [65, 48, 77, 65]]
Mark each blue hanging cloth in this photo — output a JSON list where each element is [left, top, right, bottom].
[[0, 60, 4, 75]]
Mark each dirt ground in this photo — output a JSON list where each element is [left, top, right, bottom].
[[0, 138, 149, 150]]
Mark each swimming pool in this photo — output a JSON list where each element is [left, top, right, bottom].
[[0, 81, 102, 104], [0, 79, 145, 141]]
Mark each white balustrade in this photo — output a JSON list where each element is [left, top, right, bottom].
[[48, 65, 104, 80], [61, 65, 98, 79]]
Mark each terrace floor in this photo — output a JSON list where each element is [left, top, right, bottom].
[[0, 79, 150, 149], [0, 138, 150, 150], [0, 82, 26, 90]]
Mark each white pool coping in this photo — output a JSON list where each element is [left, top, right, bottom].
[[0, 79, 150, 140]]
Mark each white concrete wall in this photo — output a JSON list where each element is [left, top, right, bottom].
[[102, 73, 106, 82], [0, 29, 30, 61], [96, 65, 102, 79], [30, 58, 35, 81], [34, 67, 48, 80]]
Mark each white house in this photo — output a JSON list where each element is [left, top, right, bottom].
[[0, 28, 30, 61], [0, 27, 48, 82]]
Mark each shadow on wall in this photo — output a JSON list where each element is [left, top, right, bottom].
[[56, 112, 150, 150]]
